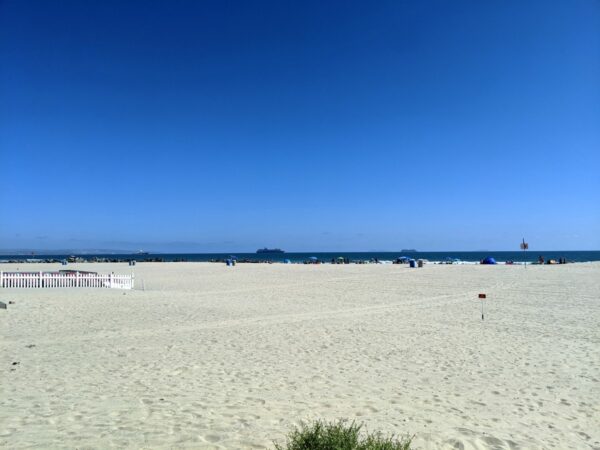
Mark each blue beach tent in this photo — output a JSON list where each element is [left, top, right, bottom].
[[482, 256, 497, 265]]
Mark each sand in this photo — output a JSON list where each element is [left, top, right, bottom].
[[1, 262, 599, 449]]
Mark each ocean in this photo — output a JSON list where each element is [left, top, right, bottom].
[[2, 251, 600, 263]]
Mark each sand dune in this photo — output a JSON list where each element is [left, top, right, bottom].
[[1, 262, 599, 449]]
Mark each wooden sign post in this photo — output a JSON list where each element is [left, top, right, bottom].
[[478, 293, 486, 320]]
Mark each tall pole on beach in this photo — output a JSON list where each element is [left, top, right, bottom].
[[520, 238, 528, 268]]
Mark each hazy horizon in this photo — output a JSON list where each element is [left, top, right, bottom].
[[1, 245, 598, 255]]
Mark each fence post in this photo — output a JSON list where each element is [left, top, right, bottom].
[[0, 271, 3, 288], [76, 271, 80, 288], [131, 273, 135, 289], [109, 273, 113, 289]]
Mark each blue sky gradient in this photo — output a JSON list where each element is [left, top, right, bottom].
[[1, 0, 599, 252]]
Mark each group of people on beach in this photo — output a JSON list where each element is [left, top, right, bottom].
[[538, 256, 568, 264]]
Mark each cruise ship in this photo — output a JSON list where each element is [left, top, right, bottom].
[[256, 248, 285, 254]]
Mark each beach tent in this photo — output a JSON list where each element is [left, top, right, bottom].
[[283, 259, 291, 264], [482, 256, 497, 265]]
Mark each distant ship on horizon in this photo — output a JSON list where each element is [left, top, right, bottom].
[[401, 249, 417, 252], [256, 248, 285, 254]]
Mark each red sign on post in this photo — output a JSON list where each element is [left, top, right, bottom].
[[478, 294, 486, 299]]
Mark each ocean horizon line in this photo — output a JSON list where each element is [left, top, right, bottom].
[[1, 249, 599, 255]]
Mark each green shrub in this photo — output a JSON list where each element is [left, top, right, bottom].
[[274, 419, 412, 450]]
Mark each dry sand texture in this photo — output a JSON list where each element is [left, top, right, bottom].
[[1, 262, 599, 449]]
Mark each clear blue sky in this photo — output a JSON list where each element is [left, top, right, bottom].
[[1, 0, 598, 252]]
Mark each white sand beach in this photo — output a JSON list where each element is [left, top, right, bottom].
[[1, 262, 599, 449]]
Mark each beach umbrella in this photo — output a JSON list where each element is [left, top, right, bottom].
[[308, 256, 318, 262]]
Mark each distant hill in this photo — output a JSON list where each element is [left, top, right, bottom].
[[0, 249, 136, 255]]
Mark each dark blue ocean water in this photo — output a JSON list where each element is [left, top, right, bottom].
[[2, 251, 599, 263]]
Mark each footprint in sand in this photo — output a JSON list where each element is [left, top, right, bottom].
[[204, 434, 221, 443], [444, 438, 465, 449]]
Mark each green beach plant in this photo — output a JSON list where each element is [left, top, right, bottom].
[[274, 419, 412, 450]]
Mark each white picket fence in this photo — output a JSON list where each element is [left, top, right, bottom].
[[0, 272, 134, 289]]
